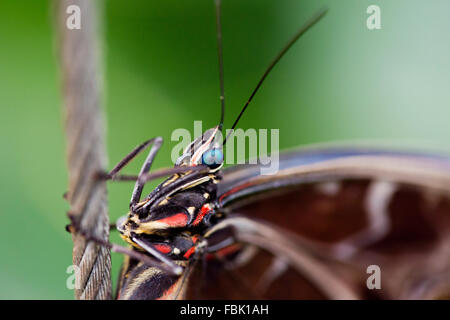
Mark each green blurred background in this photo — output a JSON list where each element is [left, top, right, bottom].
[[1, 0, 449, 299]]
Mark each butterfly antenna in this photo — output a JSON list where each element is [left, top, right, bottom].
[[223, 8, 328, 145], [215, 0, 225, 132]]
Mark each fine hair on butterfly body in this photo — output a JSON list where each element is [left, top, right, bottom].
[[66, 1, 450, 300]]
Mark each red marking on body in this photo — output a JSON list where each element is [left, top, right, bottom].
[[157, 281, 179, 300], [153, 244, 171, 254], [182, 235, 199, 259], [157, 213, 188, 227], [192, 205, 212, 226], [183, 246, 196, 259]]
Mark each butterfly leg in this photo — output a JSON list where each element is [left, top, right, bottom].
[[96, 137, 162, 180], [96, 137, 164, 208], [66, 216, 182, 275], [129, 137, 163, 208], [92, 137, 164, 208], [70, 137, 163, 206], [130, 235, 184, 275]]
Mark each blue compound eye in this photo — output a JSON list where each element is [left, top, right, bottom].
[[201, 149, 223, 168]]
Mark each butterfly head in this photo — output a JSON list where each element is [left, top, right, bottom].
[[176, 126, 224, 172]]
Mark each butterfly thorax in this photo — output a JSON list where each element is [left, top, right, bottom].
[[117, 127, 224, 260]]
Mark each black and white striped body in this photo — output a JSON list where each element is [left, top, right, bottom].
[[117, 145, 450, 299]]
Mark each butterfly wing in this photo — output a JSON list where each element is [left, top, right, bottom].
[[195, 146, 450, 299]]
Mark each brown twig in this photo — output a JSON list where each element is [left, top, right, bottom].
[[57, 0, 112, 300]]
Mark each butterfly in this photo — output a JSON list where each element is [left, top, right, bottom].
[[67, 1, 450, 300]]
